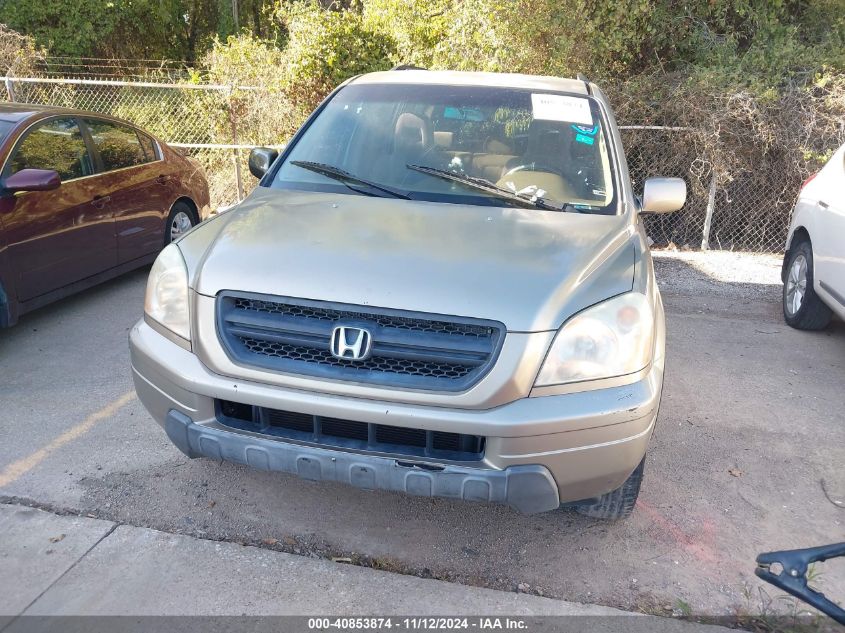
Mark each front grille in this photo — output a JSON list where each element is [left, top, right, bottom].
[[218, 399, 485, 462], [216, 293, 504, 391], [234, 297, 492, 337], [237, 338, 475, 379]]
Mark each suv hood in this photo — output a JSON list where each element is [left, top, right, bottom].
[[189, 188, 635, 332]]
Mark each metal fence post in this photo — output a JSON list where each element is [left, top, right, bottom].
[[700, 175, 717, 250], [228, 86, 245, 202], [4, 77, 16, 101]]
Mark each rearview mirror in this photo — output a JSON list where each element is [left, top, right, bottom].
[[2, 168, 61, 193], [641, 177, 686, 214], [248, 147, 279, 179]]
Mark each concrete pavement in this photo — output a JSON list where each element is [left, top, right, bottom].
[[0, 503, 733, 632]]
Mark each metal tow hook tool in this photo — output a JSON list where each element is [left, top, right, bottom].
[[756, 543, 845, 625]]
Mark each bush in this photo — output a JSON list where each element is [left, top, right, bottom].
[[0, 23, 43, 76], [0, 0, 223, 61], [362, 0, 449, 68], [203, 34, 295, 145], [429, 0, 554, 74], [279, 1, 395, 114]]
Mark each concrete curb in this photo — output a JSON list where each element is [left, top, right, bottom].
[[0, 503, 731, 630]]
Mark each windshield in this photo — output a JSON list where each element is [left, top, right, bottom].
[[271, 83, 618, 213]]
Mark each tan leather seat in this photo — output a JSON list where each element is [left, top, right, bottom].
[[497, 121, 579, 200], [431, 130, 471, 170], [472, 137, 517, 182], [384, 112, 438, 184], [504, 120, 571, 172], [395, 113, 433, 159], [433, 131, 453, 149]]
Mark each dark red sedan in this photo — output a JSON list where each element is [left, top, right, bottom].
[[0, 103, 210, 327]]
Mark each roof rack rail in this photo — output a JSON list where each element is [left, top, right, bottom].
[[391, 64, 427, 71], [576, 73, 592, 94]]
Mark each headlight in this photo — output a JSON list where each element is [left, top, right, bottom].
[[534, 292, 653, 386], [144, 243, 190, 341]]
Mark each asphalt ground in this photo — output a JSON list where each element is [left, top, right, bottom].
[[1, 252, 843, 619]]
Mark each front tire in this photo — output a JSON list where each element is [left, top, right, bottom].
[[574, 457, 644, 520], [783, 240, 831, 330], [165, 202, 197, 244]]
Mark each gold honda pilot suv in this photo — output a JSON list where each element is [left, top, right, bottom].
[[130, 70, 686, 519]]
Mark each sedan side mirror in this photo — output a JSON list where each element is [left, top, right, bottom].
[[2, 168, 61, 193], [641, 177, 686, 214], [248, 147, 279, 179]]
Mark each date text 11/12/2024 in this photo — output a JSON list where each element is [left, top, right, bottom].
[[307, 617, 529, 630]]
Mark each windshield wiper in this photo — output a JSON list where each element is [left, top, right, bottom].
[[291, 161, 410, 200], [406, 164, 573, 212]]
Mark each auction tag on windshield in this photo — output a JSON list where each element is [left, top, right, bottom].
[[531, 93, 593, 125]]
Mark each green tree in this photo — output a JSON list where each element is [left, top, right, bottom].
[[279, 1, 395, 112], [0, 23, 43, 75], [0, 0, 121, 58], [362, 0, 449, 68], [1, 0, 226, 61]]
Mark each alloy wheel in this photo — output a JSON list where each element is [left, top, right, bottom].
[[169, 210, 193, 241], [785, 253, 808, 316]]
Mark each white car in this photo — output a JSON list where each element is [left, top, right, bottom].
[[782, 143, 845, 330]]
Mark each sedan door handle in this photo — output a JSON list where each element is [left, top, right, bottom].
[[818, 200, 829, 209], [91, 195, 111, 209]]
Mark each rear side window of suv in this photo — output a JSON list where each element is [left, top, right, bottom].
[[84, 119, 150, 172]]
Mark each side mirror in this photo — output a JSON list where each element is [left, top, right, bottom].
[[248, 147, 279, 179], [2, 168, 61, 193], [641, 177, 686, 214]]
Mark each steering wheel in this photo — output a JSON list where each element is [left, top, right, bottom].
[[502, 162, 565, 178], [399, 147, 466, 187]]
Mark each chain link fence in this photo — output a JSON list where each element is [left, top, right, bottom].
[[2, 75, 796, 251], [173, 144, 253, 212], [2, 76, 280, 211], [621, 126, 712, 250], [709, 160, 798, 252]]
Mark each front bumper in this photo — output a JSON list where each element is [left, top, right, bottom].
[[130, 320, 662, 514], [165, 409, 559, 514]]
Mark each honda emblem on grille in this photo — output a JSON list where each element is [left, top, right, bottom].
[[330, 325, 373, 361]]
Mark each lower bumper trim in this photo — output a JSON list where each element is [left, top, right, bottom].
[[165, 410, 560, 514]]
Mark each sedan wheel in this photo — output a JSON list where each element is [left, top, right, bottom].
[[169, 210, 194, 241], [784, 253, 807, 317]]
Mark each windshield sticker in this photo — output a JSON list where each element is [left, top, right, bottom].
[[575, 133, 595, 145], [444, 106, 485, 121], [571, 123, 598, 135], [531, 94, 593, 125]]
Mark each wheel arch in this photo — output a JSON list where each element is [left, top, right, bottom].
[[788, 225, 811, 250], [783, 226, 812, 282], [172, 196, 200, 223]]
